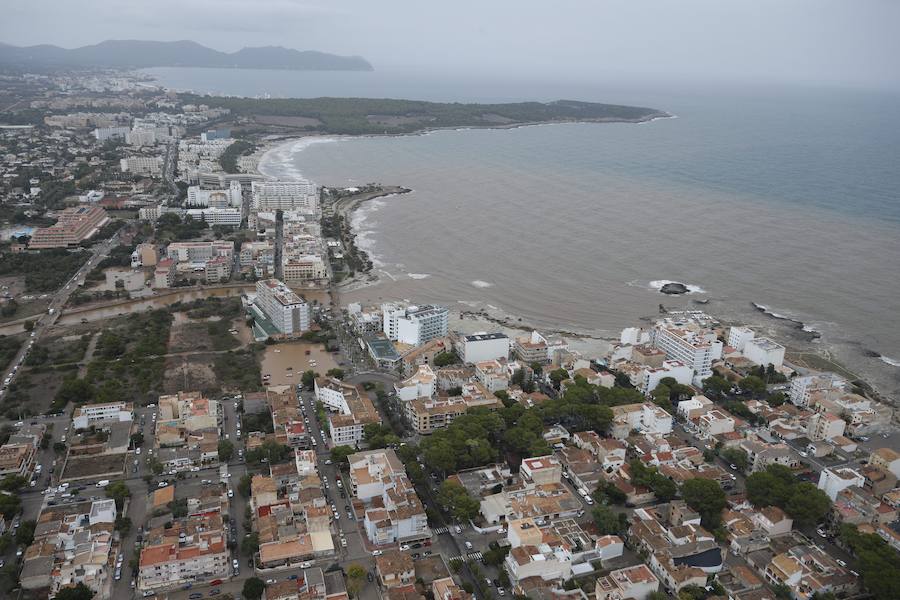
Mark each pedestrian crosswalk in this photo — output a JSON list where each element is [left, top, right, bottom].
[[432, 526, 449, 535], [448, 551, 483, 562]]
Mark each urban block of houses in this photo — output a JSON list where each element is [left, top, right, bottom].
[[348, 449, 431, 546]]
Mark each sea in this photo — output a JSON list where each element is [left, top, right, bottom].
[[145, 67, 900, 400]]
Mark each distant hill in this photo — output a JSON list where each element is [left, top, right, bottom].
[[0, 40, 373, 71]]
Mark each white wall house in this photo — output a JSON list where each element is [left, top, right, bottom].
[[818, 467, 865, 500], [461, 333, 510, 364], [743, 337, 786, 369]]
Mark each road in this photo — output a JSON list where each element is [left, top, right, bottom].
[[0, 231, 121, 409]]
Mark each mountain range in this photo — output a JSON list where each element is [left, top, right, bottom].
[[0, 40, 373, 71]]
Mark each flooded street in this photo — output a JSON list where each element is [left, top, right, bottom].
[[55, 285, 253, 326], [261, 341, 340, 385]]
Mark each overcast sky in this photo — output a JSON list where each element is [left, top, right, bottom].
[[2, 0, 898, 90]]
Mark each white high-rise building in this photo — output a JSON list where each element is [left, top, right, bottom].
[[251, 180, 319, 213], [187, 181, 242, 208], [727, 326, 755, 352], [652, 325, 722, 382], [381, 304, 449, 346], [254, 279, 309, 334]]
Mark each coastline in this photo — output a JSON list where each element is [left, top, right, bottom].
[[254, 126, 897, 409]]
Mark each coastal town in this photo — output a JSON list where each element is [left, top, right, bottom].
[[1, 66, 899, 600]]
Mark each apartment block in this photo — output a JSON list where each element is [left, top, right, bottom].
[[72, 401, 133, 429], [252, 180, 319, 213], [459, 332, 510, 364], [29, 205, 110, 248], [253, 278, 310, 335]]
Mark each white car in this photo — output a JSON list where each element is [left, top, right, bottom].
[[400, 544, 410, 551], [158, 482, 168, 488], [227, 489, 234, 498], [372, 550, 382, 556]]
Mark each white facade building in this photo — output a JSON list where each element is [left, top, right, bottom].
[[72, 402, 133, 430], [818, 467, 865, 500], [726, 326, 756, 352], [641, 404, 673, 435], [254, 279, 309, 334], [789, 373, 845, 407], [652, 325, 723, 382], [187, 181, 242, 208], [185, 208, 242, 226], [460, 332, 510, 364], [251, 180, 319, 213], [396, 305, 449, 346], [743, 337, 786, 369], [120, 155, 163, 176], [93, 126, 130, 141], [640, 360, 693, 394]]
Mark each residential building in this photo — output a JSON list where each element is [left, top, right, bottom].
[[166, 240, 234, 263], [406, 393, 502, 435], [459, 332, 510, 364], [252, 180, 319, 213], [185, 207, 242, 227], [806, 411, 846, 441], [595, 564, 660, 600], [187, 181, 242, 208], [375, 550, 415, 588], [868, 447, 900, 479], [72, 401, 133, 429], [677, 395, 714, 420], [253, 279, 310, 335], [818, 466, 865, 500], [395, 365, 437, 401], [788, 373, 844, 408], [698, 410, 735, 437], [138, 528, 229, 592], [348, 449, 430, 545], [651, 323, 722, 382], [153, 258, 176, 289], [315, 379, 380, 447], [383, 304, 449, 346], [20, 499, 117, 596], [131, 242, 159, 267], [727, 326, 756, 352], [433, 577, 471, 600], [120, 155, 163, 176], [29, 205, 110, 248], [475, 359, 509, 393]]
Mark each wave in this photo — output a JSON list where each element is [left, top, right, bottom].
[[257, 136, 343, 182], [751, 302, 822, 340], [471, 280, 494, 288], [879, 355, 900, 367], [648, 279, 706, 294], [407, 273, 431, 280]]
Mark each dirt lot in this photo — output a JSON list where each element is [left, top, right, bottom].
[[1, 366, 75, 418], [163, 353, 220, 395], [60, 453, 127, 481], [168, 317, 243, 354]]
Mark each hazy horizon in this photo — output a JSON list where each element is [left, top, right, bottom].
[[2, 0, 899, 92]]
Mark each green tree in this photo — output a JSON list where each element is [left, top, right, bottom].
[[53, 583, 95, 600], [326, 368, 345, 380], [301, 370, 317, 390], [0, 492, 22, 519], [839, 524, 900, 600], [330, 445, 356, 465], [242, 577, 265, 600], [0, 533, 12, 553], [681, 478, 727, 528], [115, 516, 132, 535], [784, 483, 831, 528], [346, 564, 366, 599], [738, 375, 767, 398], [436, 480, 481, 522], [433, 352, 458, 367], [767, 391, 786, 406], [721, 447, 749, 471], [15, 519, 36, 545], [241, 532, 260, 556], [549, 368, 569, 389], [105, 481, 131, 510], [592, 505, 627, 535], [218, 439, 235, 462], [702, 375, 731, 399], [130, 432, 144, 447], [0, 475, 27, 492], [238, 474, 252, 497]]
